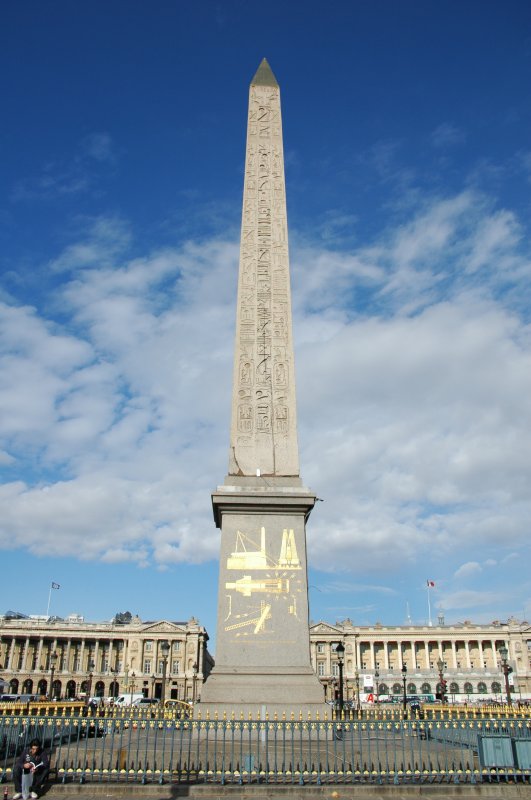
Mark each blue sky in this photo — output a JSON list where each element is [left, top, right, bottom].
[[1, 1, 531, 652]]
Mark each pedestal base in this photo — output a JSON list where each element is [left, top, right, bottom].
[[200, 666, 326, 718]]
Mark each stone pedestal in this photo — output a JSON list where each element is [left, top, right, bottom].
[[200, 477, 325, 715]]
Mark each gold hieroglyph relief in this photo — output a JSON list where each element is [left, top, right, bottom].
[[223, 527, 302, 636]]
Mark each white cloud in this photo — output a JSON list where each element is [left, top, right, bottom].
[[1, 185, 530, 630], [454, 562, 482, 580]]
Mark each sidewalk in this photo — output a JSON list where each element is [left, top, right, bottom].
[[8, 783, 528, 800]]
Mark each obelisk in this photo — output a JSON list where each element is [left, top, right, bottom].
[[201, 59, 324, 714]]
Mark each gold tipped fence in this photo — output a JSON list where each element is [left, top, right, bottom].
[[0, 708, 530, 786]]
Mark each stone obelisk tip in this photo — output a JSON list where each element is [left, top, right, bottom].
[[251, 58, 279, 88]]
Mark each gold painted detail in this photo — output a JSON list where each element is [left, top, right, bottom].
[[225, 576, 289, 598], [226, 527, 300, 570]]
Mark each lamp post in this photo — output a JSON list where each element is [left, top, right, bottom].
[[437, 658, 446, 704], [160, 641, 170, 705], [48, 652, 58, 701], [192, 662, 198, 703], [129, 672, 136, 705], [401, 664, 407, 715], [335, 642, 345, 715], [86, 659, 95, 704], [499, 646, 513, 706], [375, 669, 380, 705], [355, 670, 361, 714]]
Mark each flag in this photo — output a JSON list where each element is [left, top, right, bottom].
[[427, 580, 435, 587], [51, 582, 60, 589]]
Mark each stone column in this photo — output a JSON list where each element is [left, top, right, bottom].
[[465, 641, 471, 669], [451, 640, 457, 668]]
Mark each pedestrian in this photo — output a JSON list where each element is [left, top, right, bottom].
[[13, 739, 49, 800]]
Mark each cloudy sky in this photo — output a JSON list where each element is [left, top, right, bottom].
[[2, 1, 531, 651]]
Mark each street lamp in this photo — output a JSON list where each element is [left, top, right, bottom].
[[375, 669, 380, 705], [192, 662, 198, 703], [129, 672, 136, 704], [86, 660, 95, 705], [160, 641, 170, 706], [499, 646, 513, 706], [48, 652, 58, 700], [335, 642, 345, 715], [401, 664, 407, 715], [437, 658, 446, 704]]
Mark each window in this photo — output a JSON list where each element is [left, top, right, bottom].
[[172, 660, 179, 674], [332, 662, 339, 677], [173, 642, 180, 651], [449, 682, 459, 694], [144, 660, 151, 674], [477, 682, 487, 694], [421, 683, 431, 694], [317, 644, 325, 654], [491, 681, 502, 693], [145, 641, 153, 652], [392, 683, 401, 695], [317, 662, 325, 677]]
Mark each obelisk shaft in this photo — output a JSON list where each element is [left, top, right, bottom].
[[202, 60, 323, 714], [229, 58, 299, 477]]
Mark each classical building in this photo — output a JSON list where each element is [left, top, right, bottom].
[[0, 614, 213, 703], [1, 612, 529, 704], [310, 617, 530, 702]]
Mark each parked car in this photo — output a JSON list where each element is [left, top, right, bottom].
[[132, 697, 159, 706]]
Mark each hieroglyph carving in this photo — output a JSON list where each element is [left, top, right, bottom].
[[230, 82, 299, 476]]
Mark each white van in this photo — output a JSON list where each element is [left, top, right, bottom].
[[114, 693, 145, 706]]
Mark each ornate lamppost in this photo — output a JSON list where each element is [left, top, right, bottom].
[[437, 658, 446, 704], [499, 646, 513, 706], [192, 662, 198, 703], [335, 642, 345, 715], [129, 672, 136, 704], [401, 663, 407, 715], [48, 652, 58, 701], [86, 659, 95, 704], [355, 670, 360, 714], [375, 668, 380, 705], [160, 641, 170, 705]]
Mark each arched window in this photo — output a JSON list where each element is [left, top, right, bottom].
[[109, 680, 119, 698], [22, 679, 33, 693], [94, 680, 105, 697], [66, 680, 76, 699], [477, 682, 487, 694], [51, 679, 61, 700], [491, 681, 502, 694], [421, 683, 431, 694], [449, 682, 459, 694], [37, 679, 47, 697], [407, 683, 417, 694], [392, 683, 401, 695], [464, 682, 473, 695], [379, 683, 389, 695], [10, 679, 19, 694]]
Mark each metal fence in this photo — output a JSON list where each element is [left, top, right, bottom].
[[1, 715, 530, 786]]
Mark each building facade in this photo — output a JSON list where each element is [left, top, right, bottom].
[[2, 613, 529, 704], [310, 617, 530, 702], [0, 614, 213, 703]]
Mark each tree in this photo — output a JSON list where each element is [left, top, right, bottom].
[[113, 611, 132, 624]]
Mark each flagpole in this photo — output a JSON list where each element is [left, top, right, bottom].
[[427, 583, 432, 627], [46, 584, 53, 618]]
